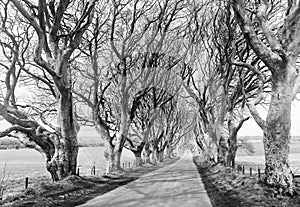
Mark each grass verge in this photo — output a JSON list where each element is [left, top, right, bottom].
[[193, 155, 300, 207]]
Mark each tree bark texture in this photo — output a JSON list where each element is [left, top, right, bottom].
[[55, 91, 79, 179], [263, 69, 294, 193]]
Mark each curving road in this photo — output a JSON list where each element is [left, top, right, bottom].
[[77, 153, 212, 207]]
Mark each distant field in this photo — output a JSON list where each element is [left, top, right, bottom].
[[0, 147, 135, 181], [236, 136, 300, 173], [0, 135, 104, 149]]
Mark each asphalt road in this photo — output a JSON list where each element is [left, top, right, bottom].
[[77, 153, 212, 207]]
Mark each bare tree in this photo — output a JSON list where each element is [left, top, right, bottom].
[[0, 0, 97, 180], [181, 1, 270, 169], [231, 0, 300, 194], [108, 0, 188, 170], [71, 2, 117, 174]]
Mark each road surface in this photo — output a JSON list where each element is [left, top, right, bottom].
[[77, 153, 212, 207]]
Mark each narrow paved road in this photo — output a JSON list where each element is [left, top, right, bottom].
[[78, 153, 212, 207]]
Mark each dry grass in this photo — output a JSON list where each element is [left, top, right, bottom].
[[193, 156, 300, 207]]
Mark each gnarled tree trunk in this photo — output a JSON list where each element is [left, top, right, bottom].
[[54, 91, 79, 179], [247, 66, 295, 194], [263, 69, 294, 193]]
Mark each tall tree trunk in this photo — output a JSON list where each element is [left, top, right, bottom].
[[113, 134, 126, 171], [158, 150, 164, 163], [208, 139, 217, 163], [55, 91, 79, 179], [216, 85, 228, 165], [151, 146, 159, 164], [142, 142, 151, 163], [104, 143, 114, 174], [133, 150, 143, 167], [164, 144, 172, 159], [46, 92, 79, 181], [94, 111, 115, 174], [227, 132, 238, 168], [227, 111, 249, 168], [216, 125, 229, 165], [217, 136, 228, 165], [263, 70, 294, 194], [150, 138, 162, 164], [129, 142, 145, 167], [112, 69, 129, 171]]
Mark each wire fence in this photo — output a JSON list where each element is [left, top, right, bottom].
[[234, 164, 300, 187]]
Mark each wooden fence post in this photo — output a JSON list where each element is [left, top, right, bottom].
[[250, 167, 252, 176], [91, 166, 96, 175], [242, 166, 245, 175], [77, 168, 80, 176], [258, 168, 261, 179], [25, 177, 29, 189]]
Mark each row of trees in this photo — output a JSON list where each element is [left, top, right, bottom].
[[0, 0, 299, 195], [187, 0, 300, 195], [0, 0, 193, 180]]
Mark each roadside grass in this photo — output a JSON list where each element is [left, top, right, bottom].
[[0, 158, 179, 207], [193, 155, 300, 207], [191, 137, 300, 206]]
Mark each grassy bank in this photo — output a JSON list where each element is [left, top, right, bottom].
[[193, 155, 300, 207]]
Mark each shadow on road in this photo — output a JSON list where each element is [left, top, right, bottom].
[[79, 153, 212, 207], [193, 156, 241, 207]]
